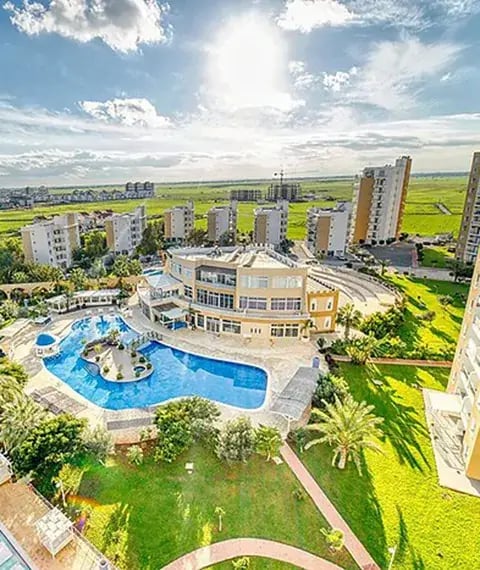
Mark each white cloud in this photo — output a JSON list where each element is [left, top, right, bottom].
[[289, 60, 317, 89], [3, 0, 171, 53], [79, 98, 171, 127], [329, 38, 461, 111], [323, 67, 357, 92], [277, 0, 355, 32]]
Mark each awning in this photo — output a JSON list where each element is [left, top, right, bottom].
[[271, 367, 318, 421]]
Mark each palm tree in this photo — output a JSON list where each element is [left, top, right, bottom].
[[321, 527, 345, 552], [305, 395, 383, 473], [300, 319, 315, 340], [336, 303, 362, 340], [126, 445, 144, 466], [255, 425, 282, 461], [0, 394, 45, 452], [346, 334, 378, 365], [379, 258, 390, 276], [215, 506, 226, 532]]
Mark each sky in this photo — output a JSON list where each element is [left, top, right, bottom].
[[1, 0, 480, 186]]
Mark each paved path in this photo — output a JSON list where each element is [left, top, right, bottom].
[[162, 538, 344, 570], [281, 444, 380, 570]]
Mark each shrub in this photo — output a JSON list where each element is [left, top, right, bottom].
[[146, 362, 152, 370], [288, 427, 307, 453], [103, 366, 110, 374], [321, 528, 345, 552], [139, 356, 146, 363], [360, 306, 405, 339], [95, 356, 100, 362], [116, 372, 124, 380], [130, 350, 137, 358], [118, 343, 125, 350], [135, 371, 141, 378], [83, 426, 114, 463], [126, 445, 144, 465], [312, 373, 349, 409], [292, 487, 306, 501], [255, 425, 282, 461], [216, 417, 255, 463]]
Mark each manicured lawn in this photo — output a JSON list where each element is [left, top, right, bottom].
[[387, 275, 468, 356], [420, 246, 454, 268], [76, 446, 357, 570], [300, 363, 480, 570]]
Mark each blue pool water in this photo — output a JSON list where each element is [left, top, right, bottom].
[[36, 333, 56, 346], [142, 268, 163, 276], [44, 316, 267, 410]]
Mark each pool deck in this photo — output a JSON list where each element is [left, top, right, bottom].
[[11, 297, 322, 438]]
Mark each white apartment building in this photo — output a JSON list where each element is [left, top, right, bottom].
[[207, 201, 237, 242], [21, 213, 80, 268], [456, 152, 480, 264], [254, 200, 288, 246], [350, 156, 412, 245], [306, 202, 351, 256], [164, 201, 195, 243], [105, 206, 147, 255]]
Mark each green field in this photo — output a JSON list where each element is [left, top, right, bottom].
[[387, 275, 468, 355], [77, 446, 357, 570], [420, 246, 454, 268], [300, 363, 480, 570], [0, 175, 468, 241]]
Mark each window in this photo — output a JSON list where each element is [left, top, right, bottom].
[[196, 314, 205, 328], [324, 317, 331, 329], [198, 269, 236, 287], [240, 275, 269, 288], [222, 319, 241, 334], [239, 296, 267, 310], [183, 268, 193, 280], [310, 300, 317, 311], [172, 262, 182, 276], [270, 324, 299, 337], [197, 288, 234, 309], [326, 298, 333, 311], [272, 276, 303, 288], [184, 285, 193, 299], [271, 298, 302, 311]]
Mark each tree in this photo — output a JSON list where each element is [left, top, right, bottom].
[[0, 299, 19, 320], [84, 230, 107, 259], [0, 394, 45, 452], [337, 303, 362, 340], [69, 267, 87, 291], [182, 397, 220, 443], [305, 395, 383, 473], [54, 464, 84, 505], [448, 259, 473, 282], [216, 417, 255, 463], [255, 425, 282, 461], [126, 445, 144, 465], [346, 334, 378, 365], [89, 258, 106, 283], [154, 404, 193, 463], [321, 527, 345, 552], [83, 425, 114, 463], [312, 374, 349, 409], [300, 319, 314, 339], [186, 228, 208, 247], [112, 255, 131, 277], [378, 259, 390, 276], [215, 506, 225, 532], [136, 221, 164, 255], [13, 414, 87, 495]]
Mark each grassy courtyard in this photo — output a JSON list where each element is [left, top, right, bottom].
[[387, 275, 468, 356], [419, 246, 454, 269], [300, 363, 480, 570], [75, 446, 357, 570]]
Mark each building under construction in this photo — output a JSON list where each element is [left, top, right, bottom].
[[266, 172, 301, 202]]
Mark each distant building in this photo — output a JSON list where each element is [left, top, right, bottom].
[[254, 200, 288, 246], [105, 205, 147, 255], [125, 181, 154, 197], [456, 152, 480, 264], [164, 201, 195, 243], [306, 202, 352, 256], [207, 201, 237, 242], [266, 182, 301, 202], [350, 156, 412, 245], [21, 213, 80, 268], [230, 189, 263, 202]]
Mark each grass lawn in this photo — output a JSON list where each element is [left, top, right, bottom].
[[420, 246, 454, 269], [299, 363, 480, 570], [75, 446, 357, 570], [387, 275, 468, 356]]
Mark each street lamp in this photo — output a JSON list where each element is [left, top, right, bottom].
[[387, 545, 397, 570]]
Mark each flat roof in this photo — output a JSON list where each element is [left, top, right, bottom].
[[170, 246, 302, 270], [271, 367, 318, 421]]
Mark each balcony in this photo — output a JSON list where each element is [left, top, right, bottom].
[[460, 396, 473, 429]]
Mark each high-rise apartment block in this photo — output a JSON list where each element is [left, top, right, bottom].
[[125, 181, 154, 196], [21, 213, 80, 268], [350, 156, 412, 244], [266, 182, 301, 202], [254, 201, 288, 246], [443, 251, 480, 480], [230, 189, 262, 202], [164, 201, 195, 243], [306, 202, 351, 256], [207, 201, 237, 242], [456, 152, 480, 264], [105, 206, 147, 255]]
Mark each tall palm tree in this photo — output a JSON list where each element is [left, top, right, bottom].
[[336, 303, 362, 340], [305, 395, 383, 473], [0, 393, 45, 453]]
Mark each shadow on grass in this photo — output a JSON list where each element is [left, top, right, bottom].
[[395, 506, 426, 570]]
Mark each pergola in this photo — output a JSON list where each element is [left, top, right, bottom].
[[0, 453, 12, 485], [47, 289, 121, 313], [35, 507, 73, 556], [153, 303, 187, 329]]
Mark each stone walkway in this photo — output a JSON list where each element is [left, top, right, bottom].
[[281, 444, 380, 570], [162, 538, 344, 570]]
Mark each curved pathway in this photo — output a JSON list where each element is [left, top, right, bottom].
[[162, 538, 344, 570]]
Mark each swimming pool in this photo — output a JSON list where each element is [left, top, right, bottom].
[[44, 315, 267, 410]]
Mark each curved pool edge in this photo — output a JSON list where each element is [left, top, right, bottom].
[[41, 311, 272, 413], [79, 353, 155, 384]]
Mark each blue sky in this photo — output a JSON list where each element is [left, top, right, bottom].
[[1, 0, 480, 186]]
